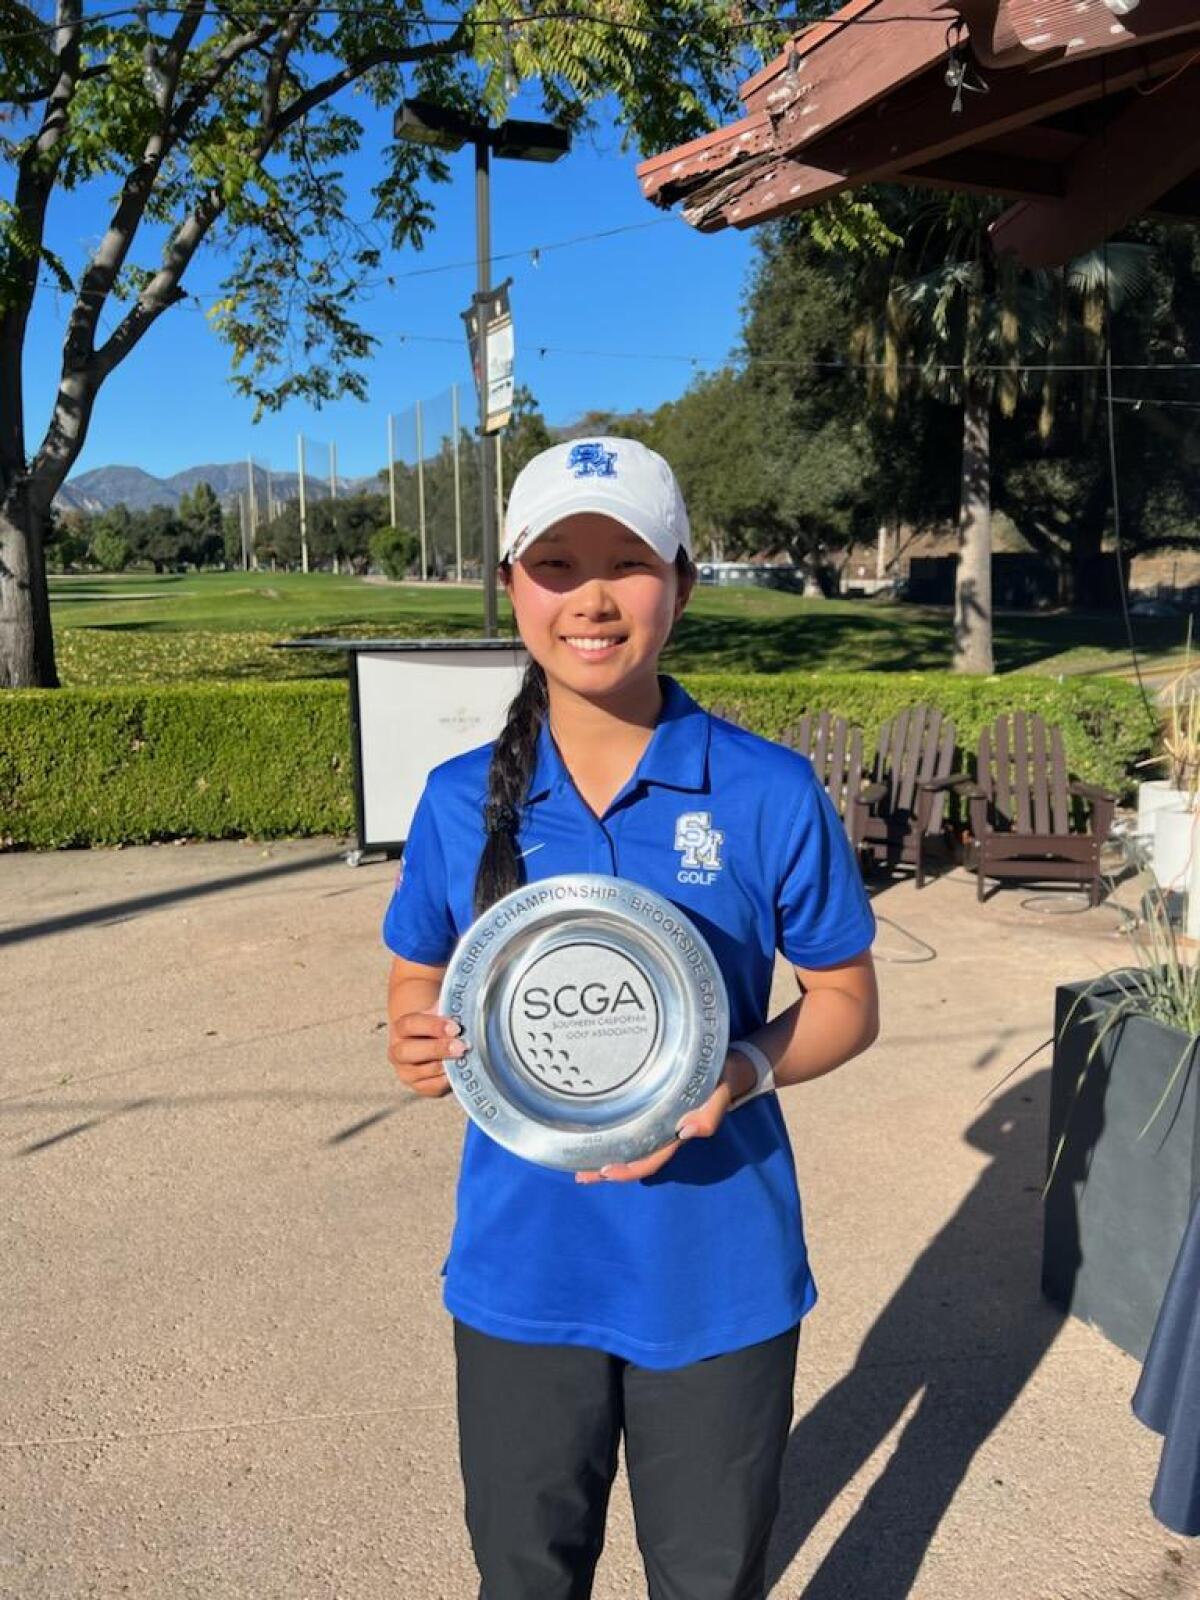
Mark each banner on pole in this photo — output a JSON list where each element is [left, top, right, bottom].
[[462, 279, 514, 434]]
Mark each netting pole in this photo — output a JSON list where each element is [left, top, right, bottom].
[[495, 432, 504, 541], [330, 442, 339, 575], [245, 455, 257, 569], [416, 398, 428, 580], [297, 434, 310, 574], [387, 413, 398, 531], [452, 383, 463, 582], [476, 133, 497, 635]]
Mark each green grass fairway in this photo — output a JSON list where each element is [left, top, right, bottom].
[[47, 570, 1189, 685]]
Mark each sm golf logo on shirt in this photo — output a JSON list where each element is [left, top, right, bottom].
[[674, 811, 724, 885]]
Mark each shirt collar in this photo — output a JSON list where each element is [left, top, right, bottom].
[[525, 676, 710, 804]]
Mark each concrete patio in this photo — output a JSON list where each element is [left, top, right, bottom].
[[1, 838, 1195, 1599]]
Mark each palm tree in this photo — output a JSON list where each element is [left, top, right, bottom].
[[855, 192, 1153, 673]]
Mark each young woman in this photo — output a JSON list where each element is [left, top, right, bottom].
[[384, 438, 878, 1600]]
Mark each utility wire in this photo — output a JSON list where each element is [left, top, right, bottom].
[[30, 216, 675, 304], [392, 330, 1200, 381], [31, 250, 1200, 387], [386, 216, 671, 280], [0, 6, 958, 49]]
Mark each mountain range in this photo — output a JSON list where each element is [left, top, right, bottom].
[[54, 412, 656, 515], [54, 461, 377, 515]]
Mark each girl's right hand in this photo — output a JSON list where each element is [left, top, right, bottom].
[[388, 1013, 465, 1099]]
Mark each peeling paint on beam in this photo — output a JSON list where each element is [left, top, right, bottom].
[[636, 113, 775, 207]]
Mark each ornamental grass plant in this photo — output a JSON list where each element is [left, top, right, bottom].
[[1048, 870, 1200, 1192], [1138, 622, 1200, 803]]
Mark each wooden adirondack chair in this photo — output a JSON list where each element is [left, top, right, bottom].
[[778, 711, 869, 849], [851, 705, 958, 888], [705, 703, 868, 849], [965, 712, 1117, 904]]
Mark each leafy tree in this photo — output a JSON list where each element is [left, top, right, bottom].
[[642, 368, 773, 562], [178, 481, 225, 566], [502, 385, 554, 483], [370, 524, 419, 579], [640, 217, 895, 578], [843, 191, 1163, 670], [993, 225, 1200, 606], [90, 521, 132, 571], [281, 489, 388, 572], [128, 503, 184, 571], [1, 0, 802, 687], [46, 505, 89, 570], [221, 502, 244, 567]]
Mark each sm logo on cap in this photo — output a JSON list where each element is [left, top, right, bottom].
[[568, 442, 617, 479]]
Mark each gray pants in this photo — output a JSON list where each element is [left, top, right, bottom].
[[453, 1318, 800, 1600]]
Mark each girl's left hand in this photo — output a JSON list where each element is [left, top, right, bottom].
[[574, 1050, 758, 1184]]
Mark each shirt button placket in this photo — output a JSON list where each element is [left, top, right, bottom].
[[590, 818, 617, 875]]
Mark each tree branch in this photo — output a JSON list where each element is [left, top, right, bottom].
[[65, 10, 279, 365], [268, 24, 470, 143], [29, 12, 473, 492], [262, 0, 316, 128], [151, 0, 208, 113], [2, 0, 83, 473], [6, 61, 107, 107]]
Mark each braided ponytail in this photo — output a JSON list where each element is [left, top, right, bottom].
[[473, 659, 549, 916]]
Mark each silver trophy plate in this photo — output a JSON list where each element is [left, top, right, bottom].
[[439, 875, 730, 1170]]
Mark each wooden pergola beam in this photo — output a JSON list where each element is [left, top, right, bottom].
[[953, 0, 1200, 70], [739, 0, 949, 138], [701, 36, 1200, 232], [720, 37, 1196, 232], [637, 113, 774, 208], [776, 36, 1196, 171], [639, 0, 1200, 262], [903, 149, 1067, 202], [1152, 176, 1200, 225], [990, 68, 1200, 266]]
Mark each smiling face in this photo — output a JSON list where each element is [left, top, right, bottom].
[[504, 513, 692, 705]]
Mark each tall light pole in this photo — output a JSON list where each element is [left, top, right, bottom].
[[393, 100, 569, 636]]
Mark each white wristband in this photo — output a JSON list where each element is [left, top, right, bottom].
[[728, 1039, 775, 1110]]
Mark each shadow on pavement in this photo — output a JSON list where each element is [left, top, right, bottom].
[[4, 1089, 418, 1157], [768, 1073, 1064, 1599], [0, 849, 347, 949]]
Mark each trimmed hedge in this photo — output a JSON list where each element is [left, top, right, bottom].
[[684, 671, 1153, 796], [0, 681, 352, 849], [0, 671, 1153, 849]]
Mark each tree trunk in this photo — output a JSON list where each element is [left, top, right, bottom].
[[0, 475, 59, 689], [953, 375, 994, 675]]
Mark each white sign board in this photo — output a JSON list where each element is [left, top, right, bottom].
[[352, 646, 527, 851], [483, 301, 514, 432]]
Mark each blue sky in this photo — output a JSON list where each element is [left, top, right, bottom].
[[19, 94, 758, 485]]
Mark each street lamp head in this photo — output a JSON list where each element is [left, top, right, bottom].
[[493, 119, 571, 163], [393, 98, 472, 152], [393, 101, 570, 163]]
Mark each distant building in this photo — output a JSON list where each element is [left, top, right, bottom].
[[696, 559, 801, 590]]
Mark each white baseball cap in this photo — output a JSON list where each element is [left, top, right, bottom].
[[501, 437, 692, 564]]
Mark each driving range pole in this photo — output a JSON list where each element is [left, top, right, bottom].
[[476, 132, 498, 637]]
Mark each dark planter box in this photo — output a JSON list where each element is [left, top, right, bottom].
[[1043, 980, 1200, 1360]]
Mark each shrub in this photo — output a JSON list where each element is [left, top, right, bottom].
[[0, 682, 351, 848], [369, 526, 419, 580], [683, 670, 1152, 795], [90, 526, 131, 572], [0, 672, 1152, 849]]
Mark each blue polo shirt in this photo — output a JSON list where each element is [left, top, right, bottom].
[[382, 677, 875, 1368]]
